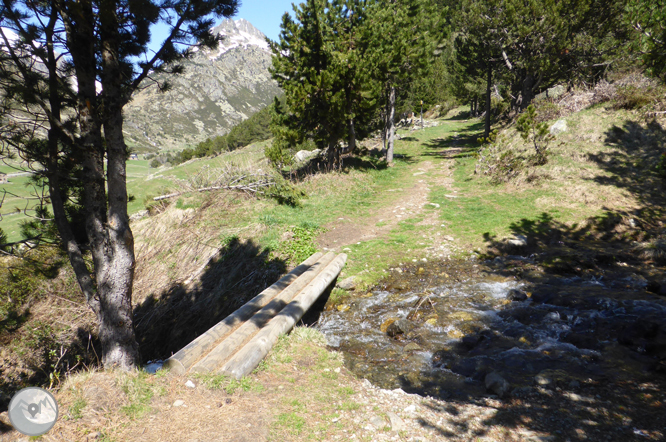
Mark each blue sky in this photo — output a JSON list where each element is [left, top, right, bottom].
[[148, 0, 295, 53], [237, 0, 295, 41]]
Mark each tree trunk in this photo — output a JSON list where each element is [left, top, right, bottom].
[[98, 1, 140, 369], [348, 118, 356, 154], [521, 73, 534, 110], [386, 85, 396, 164], [485, 64, 492, 139]]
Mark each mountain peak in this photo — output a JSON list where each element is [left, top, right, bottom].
[[208, 19, 269, 59]]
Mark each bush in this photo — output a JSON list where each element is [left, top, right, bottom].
[[516, 105, 553, 165], [613, 85, 656, 110], [149, 159, 160, 168]]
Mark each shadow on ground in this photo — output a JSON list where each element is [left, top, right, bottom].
[[379, 208, 666, 441], [133, 237, 289, 363], [422, 120, 484, 159], [585, 119, 666, 226]]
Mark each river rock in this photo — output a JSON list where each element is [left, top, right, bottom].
[[549, 119, 567, 135], [507, 234, 528, 248], [403, 342, 422, 352], [337, 276, 357, 290], [507, 289, 528, 301], [485, 371, 510, 398], [386, 319, 416, 337]]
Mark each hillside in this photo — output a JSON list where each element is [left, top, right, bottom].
[[1, 88, 666, 441], [123, 19, 281, 151]]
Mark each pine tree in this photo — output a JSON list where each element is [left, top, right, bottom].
[[364, 0, 439, 163], [0, 0, 239, 369], [269, 0, 374, 168]]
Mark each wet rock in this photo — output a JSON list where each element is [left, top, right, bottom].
[[618, 320, 659, 348], [507, 289, 528, 301], [337, 276, 357, 290], [485, 371, 510, 398], [403, 342, 422, 352], [560, 332, 600, 350], [386, 319, 415, 338], [530, 288, 555, 304], [380, 318, 397, 333]]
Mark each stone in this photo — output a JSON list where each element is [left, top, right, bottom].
[[511, 386, 534, 397], [507, 234, 528, 248], [129, 209, 149, 221], [173, 400, 185, 407], [507, 289, 528, 301], [403, 404, 417, 414], [549, 119, 567, 135], [337, 276, 357, 290], [185, 380, 196, 388], [380, 318, 397, 333], [293, 148, 321, 162], [368, 415, 386, 429], [535, 369, 568, 388], [386, 411, 405, 431], [403, 342, 422, 352], [485, 371, 510, 398], [386, 319, 416, 337]]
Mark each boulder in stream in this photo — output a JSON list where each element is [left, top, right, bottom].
[[337, 276, 357, 290], [386, 319, 416, 338], [485, 371, 510, 398], [507, 289, 528, 301]]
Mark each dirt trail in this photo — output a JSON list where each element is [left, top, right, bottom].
[[317, 158, 458, 262]]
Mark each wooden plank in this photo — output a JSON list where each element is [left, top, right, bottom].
[[220, 253, 347, 379], [189, 252, 337, 373], [163, 251, 324, 374]]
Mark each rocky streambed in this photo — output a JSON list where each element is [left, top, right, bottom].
[[317, 255, 666, 440]]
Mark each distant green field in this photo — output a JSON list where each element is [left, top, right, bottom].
[[1, 142, 269, 242]]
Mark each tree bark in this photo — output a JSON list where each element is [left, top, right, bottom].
[[347, 118, 356, 154], [386, 85, 396, 164], [98, 0, 140, 369], [521, 73, 534, 110], [485, 64, 492, 139]]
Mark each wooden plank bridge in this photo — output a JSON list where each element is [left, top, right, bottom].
[[164, 251, 346, 379]]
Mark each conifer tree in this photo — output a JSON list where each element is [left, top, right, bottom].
[[0, 0, 239, 369], [364, 0, 439, 163]]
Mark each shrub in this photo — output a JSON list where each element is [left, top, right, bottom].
[[516, 105, 553, 165], [149, 158, 160, 168], [613, 85, 655, 110]]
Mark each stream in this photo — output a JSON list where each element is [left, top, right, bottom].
[[317, 257, 666, 400]]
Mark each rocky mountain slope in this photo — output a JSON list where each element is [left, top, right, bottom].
[[123, 19, 281, 151]]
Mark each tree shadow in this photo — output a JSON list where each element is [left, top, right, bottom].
[[587, 119, 666, 225], [133, 237, 289, 363], [359, 207, 666, 441]]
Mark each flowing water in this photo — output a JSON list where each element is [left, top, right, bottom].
[[318, 258, 666, 399]]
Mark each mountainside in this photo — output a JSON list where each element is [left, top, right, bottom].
[[123, 19, 281, 151]]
